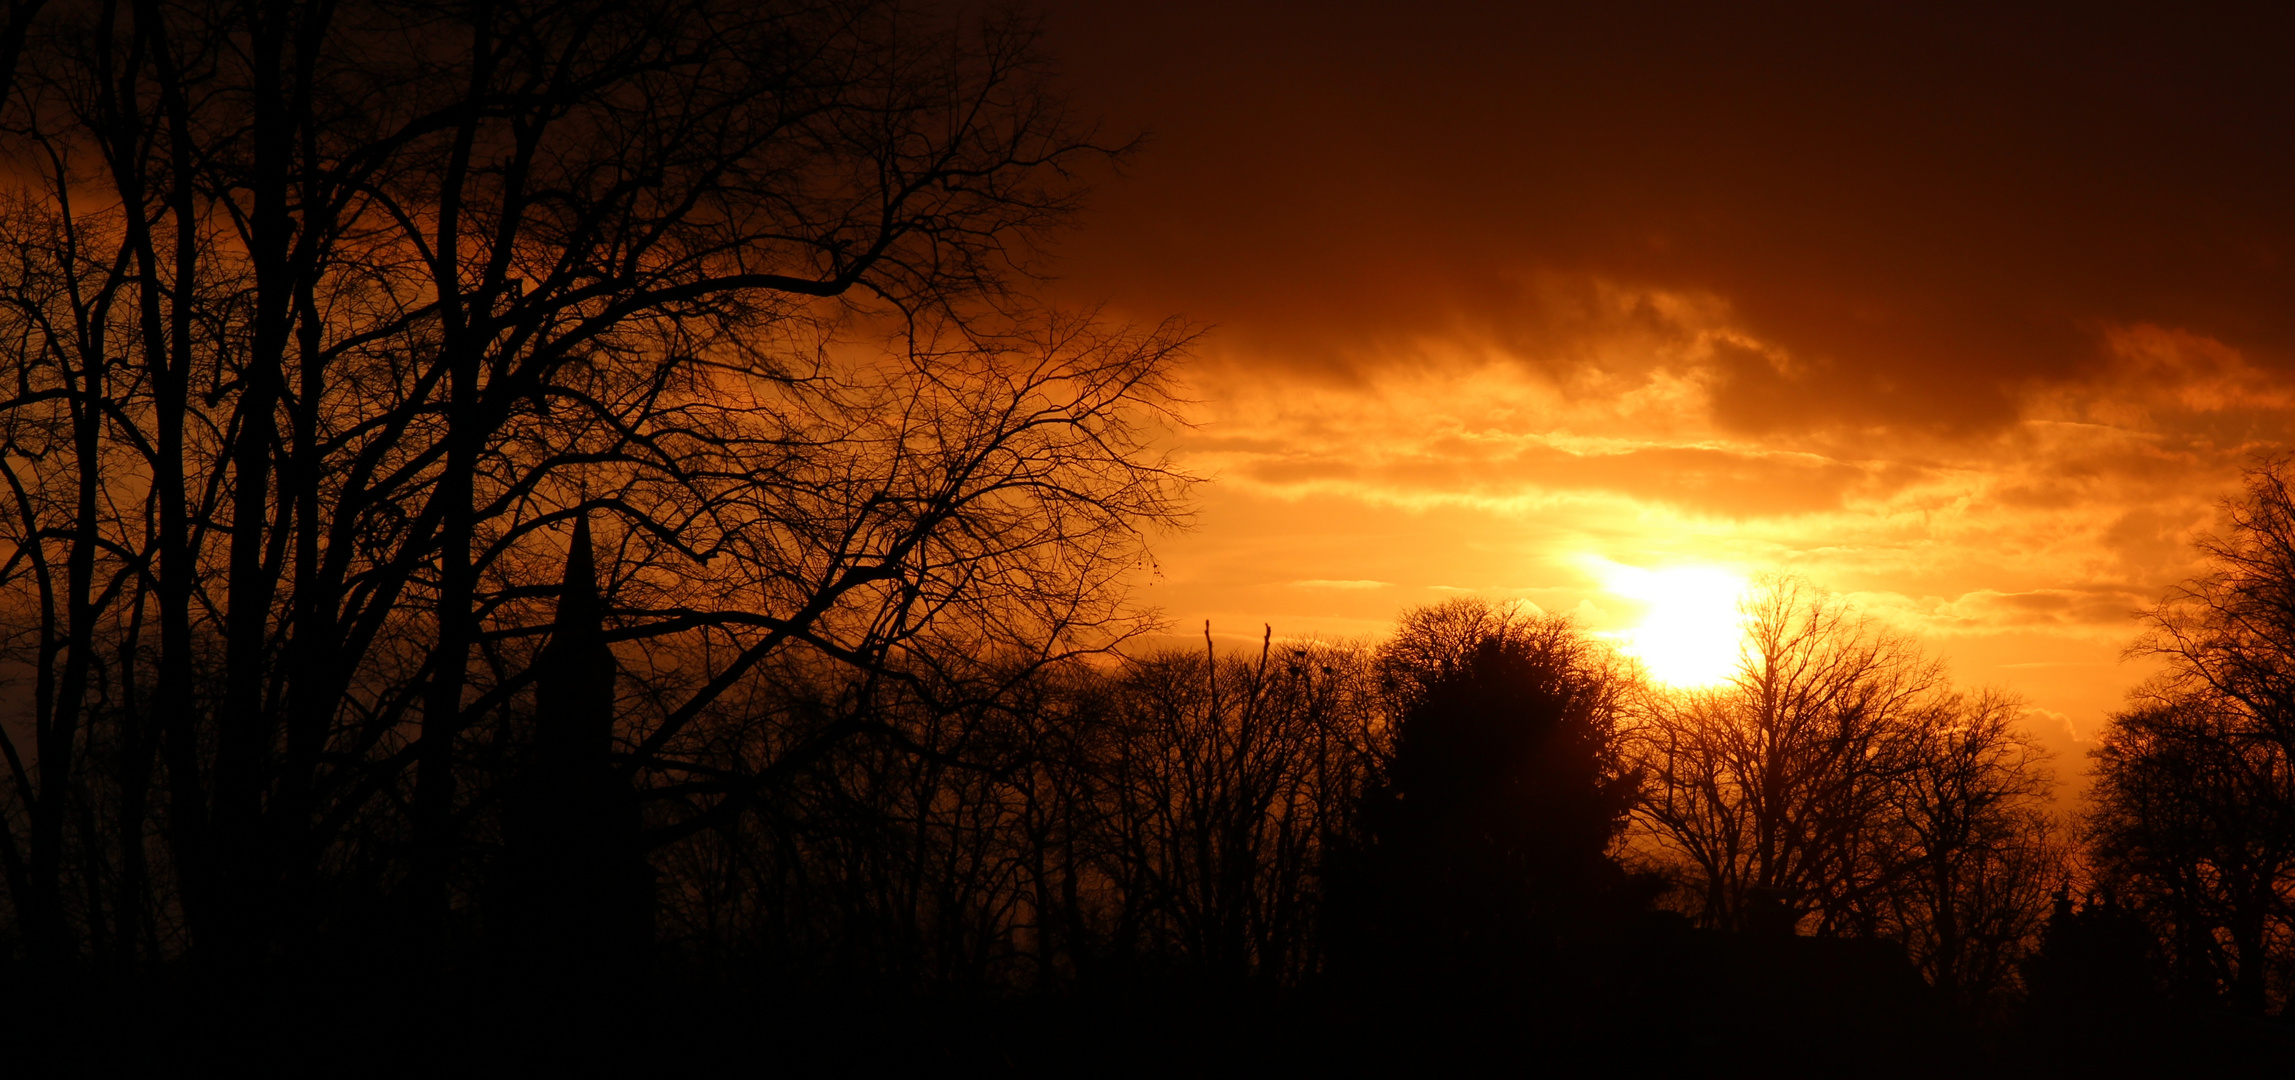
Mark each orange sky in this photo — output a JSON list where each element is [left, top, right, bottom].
[[1033, 0, 2295, 776]]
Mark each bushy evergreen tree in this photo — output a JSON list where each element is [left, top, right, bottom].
[[1329, 609, 1642, 989]]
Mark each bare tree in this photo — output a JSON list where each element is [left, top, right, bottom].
[[1092, 628, 1382, 985], [639, 629, 1386, 995], [1881, 688, 2061, 1003], [1629, 575, 2063, 1007], [2094, 457, 2295, 1014], [1374, 596, 1550, 705], [1630, 575, 1945, 935], [0, 0, 1190, 971], [2087, 691, 2295, 1014], [2135, 458, 2295, 758]]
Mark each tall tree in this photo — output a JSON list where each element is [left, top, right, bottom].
[[1090, 627, 1381, 986], [0, 0, 1188, 971], [1631, 576, 1945, 935], [1629, 576, 2061, 1004], [1330, 602, 1641, 986], [1882, 688, 2061, 1002], [2096, 457, 2295, 1014], [2087, 693, 2294, 1014], [2136, 458, 2295, 757]]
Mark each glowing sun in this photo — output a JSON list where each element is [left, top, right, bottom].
[[1600, 563, 1749, 687]]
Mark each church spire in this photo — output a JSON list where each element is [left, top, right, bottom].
[[493, 511, 651, 975], [548, 512, 604, 656]]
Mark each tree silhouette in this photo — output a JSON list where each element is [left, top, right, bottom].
[[2022, 887, 2159, 1032], [0, 0, 1187, 978], [2137, 458, 2295, 758], [1629, 576, 2062, 1013], [2086, 694, 2293, 1014], [1330, 605, 1640, 990], [3, 0, 2289, 1063], [1632, 575, 1945, 935], [2103, 458, 2295, 1015]]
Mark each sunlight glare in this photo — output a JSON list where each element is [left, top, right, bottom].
[[1601, 563, 1749, 687]]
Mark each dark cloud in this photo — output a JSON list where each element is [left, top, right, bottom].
[[1041, 0, 2295, 435], [1906, 587, 2158, 635], [1232, 440, 1880, 518]]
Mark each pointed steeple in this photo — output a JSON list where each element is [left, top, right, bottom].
[[536, 512, 614, 752], [494, 510, 651, 976], [547, 512, 604, 658]]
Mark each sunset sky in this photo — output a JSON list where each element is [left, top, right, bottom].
[[1035, 1, 2295, 772]]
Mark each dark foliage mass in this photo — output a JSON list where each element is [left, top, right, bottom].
[[0, 0, 2289, 1070], [1327, 610, 1642, 990]]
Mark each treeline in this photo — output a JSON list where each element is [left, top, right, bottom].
[[0, 0, 1191, 984], [647, 625, 1383, 993], [0, 0, 2292, 1067], [609, 558, 2295, 1069], [635, 582, 2068, 1008]]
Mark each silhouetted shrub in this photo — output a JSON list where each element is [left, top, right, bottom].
[[1327, 609, 1642, 993]]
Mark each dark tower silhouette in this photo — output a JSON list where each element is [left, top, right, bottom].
[[493, 515, 652, 978]]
